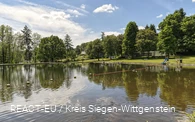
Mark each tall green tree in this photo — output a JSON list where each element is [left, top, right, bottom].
[[157, 26, 177, 56], [116, 34, 124, 56], [0, 25, 6, 63], [103, 35, 117, 58], [181, 15, 195, 52], [32, 33, 41, 63], [21, 25, 33, 62], [12, 32, 23, 63], [64, 34, 73, 59], [136, 29, 158, 58], [86, 41, 93, 58], [0, 25, 14, 63], [122, 21, 138, 58], [158, 8, 186, 52], [80, 43, 88, 51], [75, 45, 81, 55], [37, 35, 65, 62], [86, 39, 103, 60], [4, 25, 13, 63]]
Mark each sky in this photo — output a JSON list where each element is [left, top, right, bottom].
[[0, 0, 195, 46]]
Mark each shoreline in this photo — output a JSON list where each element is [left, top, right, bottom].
[[1, 60, 195, 67], [0, 62, 66, 66], [91, 61, 195, 66]]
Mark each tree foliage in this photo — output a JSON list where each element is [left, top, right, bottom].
[[1, 8, 195, 64], [37, 35, 65, 62], [157, 26, 177, 55], [181, 15, 195, 51], [136, 29, 158, 58], [159, 8, 186, 52], [0, 25, 15, 63], [122, 21, 138, 58], [103, 35, 117, 58], [21, 25, 33, 62], [64, 34, 73, 59], [86, 39, 103, 60], [149, 24, 157, 33]]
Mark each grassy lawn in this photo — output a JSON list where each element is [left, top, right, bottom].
[[77, 56, 195, 64]]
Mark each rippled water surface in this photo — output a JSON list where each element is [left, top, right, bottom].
[[0, 63, 195, 122]]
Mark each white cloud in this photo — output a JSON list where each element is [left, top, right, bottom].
[[93, 4, 119, 13], [138, 26, 145, 30], [156, 14, 163, 18], [193, 0, 195, 2], [80, 4, 85, 9], [66, 9, 84, 17], [104, 31, 121, 36], [0, 3, 98, 46]]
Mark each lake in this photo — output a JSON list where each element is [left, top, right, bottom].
[[0, 63, 195, 122]]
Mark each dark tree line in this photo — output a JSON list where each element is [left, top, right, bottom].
[[0, 25, 75, 63], [0, 25, 39, 63]]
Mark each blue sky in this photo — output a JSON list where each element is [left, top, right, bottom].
[[0, 0, 195, 46]]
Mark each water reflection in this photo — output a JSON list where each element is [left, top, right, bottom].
[[0, 63, 195, 121], [0, 63, 82, 104], [87, 63, 195, 110]]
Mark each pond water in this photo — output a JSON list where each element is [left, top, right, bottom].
[[0, 63, 195, 122]]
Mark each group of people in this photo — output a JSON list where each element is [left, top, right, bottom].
[[162, 56, 183, 72]]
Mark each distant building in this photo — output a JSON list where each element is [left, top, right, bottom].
[[81, 51, 86, 55], [143, 51, 174, 57], [150, 51, 165, 57]]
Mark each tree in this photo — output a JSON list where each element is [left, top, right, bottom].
[[0, 25, 6, 63], [86, 41, 93, 58], [64, 34, 73, 59], [101, 32, 105, 40], [37, 35, 65, 62], [149, 24, 157, 33], [122, 21, 138, 58], [136, 29, 158, 58], [12, 32, 23, 63], [80, 43, 88, 51], [157, 26, 177, 56], [116, 34, 124, 56], [158, 8, 186, 52], [32, 33, 41, 63], [4, 25, 13, 63], [75, 45, 81, 55], [32, 33, 41, 48], [181, 15, 195, 52], [86, 39, 103, 60], [0, 25, 14, 63], [21, 25, 33, 62], [103, 35, 117, 58], [145, 25, 149, 29], [69, 49, 76, 61]]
